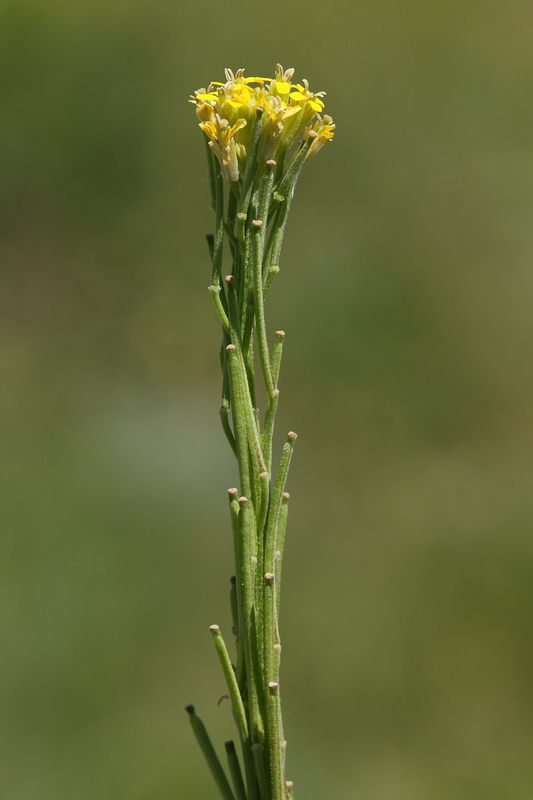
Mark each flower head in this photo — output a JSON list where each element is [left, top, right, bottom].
[[190, 65, 334, 181]]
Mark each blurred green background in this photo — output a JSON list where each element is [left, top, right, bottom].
[[2, 1, 533, 798]]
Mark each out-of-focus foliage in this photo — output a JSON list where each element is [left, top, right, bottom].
[[2, 1, 533, 798]]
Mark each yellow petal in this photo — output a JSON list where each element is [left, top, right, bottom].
[[196, 92, 218, 102], [238, 84, 252, 103], [309, 99, 324, 111], [199, 121, 217, 142], [196, 103, 215, 123], [276, 81, 291, 94], [230, 118, 248, 135], [289, 91, 307, 102], [282, 106, 300, 118]]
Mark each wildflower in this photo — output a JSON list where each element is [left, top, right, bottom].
[[196, 102, 247, 182], [190, 64, 334, 180], [304, 114, 336, 160], [189, 66, 334, 799]]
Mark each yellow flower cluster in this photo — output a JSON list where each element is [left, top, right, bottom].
[[190, 65, 335, 181]]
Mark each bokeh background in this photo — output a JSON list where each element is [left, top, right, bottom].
[[2, 1, 533, 798]]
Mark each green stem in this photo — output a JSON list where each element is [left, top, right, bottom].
[[197, 101, 322, 800], [220, 399, 237, 458], [274, 492, 290, 621], [209, 624, 249, 742], [209, 285, 230, 332], [212, 156, 225, 286], [262, 331, 285, 475], [186, 705, 235, 800], [226, 187, 239, 261], [266, 682, 285, 800], [263, 141, 312, 293], [226, 345, 253, 500], [237, 110, 264, 329], [204, 136, 217, 212], [252, 164, 276, 398], [225, 741, 247, 800], [228, 491, 246, 695], [262, 435, 296, 798], [252, 742, 270, 800], [237, 496, 264, 743], [264, 433, 297, 580], [226, 279, 259, 440]]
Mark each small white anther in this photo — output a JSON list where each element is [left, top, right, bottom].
[[226, 344, 236, 352], [209, 624, 220, 632], [268, 681, 279, 690], [251, 219, 263, 228], [266, 159, 277, 166], [282, 491, 290, 500], [275, 330, 285, 337], [225, 274, 234, 283]]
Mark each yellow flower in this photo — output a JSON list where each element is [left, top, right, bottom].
[[197, 103, 248, 182], [190, 65, 334, 180], [304, 115, 336, 160]]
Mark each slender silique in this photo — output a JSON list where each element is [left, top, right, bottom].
[[187, 65, 335, 800]]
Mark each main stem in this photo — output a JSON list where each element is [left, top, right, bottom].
[[223, 160, 290, 799], [195, 139, 309, 800]]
